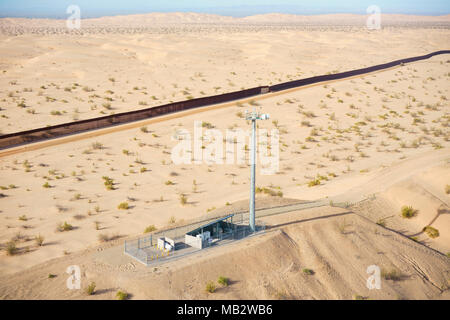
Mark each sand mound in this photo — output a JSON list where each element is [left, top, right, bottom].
[[1, 206, 448, 299], [353, 163, 450, 254]]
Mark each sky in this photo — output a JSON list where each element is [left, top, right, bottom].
[[0, 0, 448, 18]]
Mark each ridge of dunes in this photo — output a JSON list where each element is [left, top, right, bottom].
[[1, 206, 449, 299]]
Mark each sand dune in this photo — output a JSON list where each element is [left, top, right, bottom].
[[0, 50, 448, 276], [0, 14, 449, 299], [0, 27, 448, 133], [353, 163, 450, 254], [1, 13, 449, 29], [1, 206, 449, 300]]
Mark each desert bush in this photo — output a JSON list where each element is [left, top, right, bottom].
[[376, 218, 386, 227], [302, 268, 314, 275], [381, 268, 404, 281], [308, 179, 321, 187], [218, 276, 229, 286], [56, 222, 73, 232], [337, 219, 348, 234], [71, 193, 82, 201], [35, 234, 44, 246], [202, 121, 214, 129], [91, 142, 103, 150], [117, 202, 129, 210], [401, 206, 417, 218], [116, 290, 128, 300], [102, 176, 114, 190], [255, 186, 283, 197], [86, 282, 96, 295], [6, 241, 17, 256], [423, 226, 439, 238], [179, 194, 188, 205], [42, 182, 51, 188], [301, 120, 311, 127], [205, 281, 216, 293], [144, 225, 157, 233], [445, 185, 450, 195]]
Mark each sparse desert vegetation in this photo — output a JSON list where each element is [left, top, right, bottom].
[[116, 290, 128, 300], [423, 226, 439, 239], [218, 276, 230, 286], [55, 222, 73, 232], [85, 282, 96, 295], [381, 268, 406, 281], [117, 202, 129, 210], [401, 206, 417, 219], [0, 13, 448, 301], [205, 281, 216, 293]]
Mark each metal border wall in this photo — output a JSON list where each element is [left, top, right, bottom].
[[1, 50, 449, 149], [0, 86, 266, 148], [268, 50, 450, 92]]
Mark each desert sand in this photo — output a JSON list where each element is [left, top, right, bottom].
[[0, 13, 449, 299], [1, 206, 449, 300]]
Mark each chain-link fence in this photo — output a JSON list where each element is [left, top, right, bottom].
[[124, 211, 265, 266], [123, 193, 370, 266]]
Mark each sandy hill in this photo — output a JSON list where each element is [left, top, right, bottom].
[[0, 206, 448, 300], [353, 162, 450, 254], [0, 12, 448, 300], [88, 12, 238, 25], [242, 13, 450, 23]]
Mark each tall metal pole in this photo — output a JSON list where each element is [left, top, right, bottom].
[[245, 109, 269, 234], [249, 117, 256, 233]]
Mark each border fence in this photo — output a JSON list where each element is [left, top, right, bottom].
[[1, 50, 449, 149]]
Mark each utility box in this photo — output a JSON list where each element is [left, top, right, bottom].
[[185, 234, 202, 249], [184, 214, 234, 250], [157, 237, 175, 252]]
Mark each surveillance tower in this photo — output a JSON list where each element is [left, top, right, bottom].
[[245, 108, 270, 233]]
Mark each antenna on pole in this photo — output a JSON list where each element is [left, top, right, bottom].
[[245, 108, 270, 233]]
